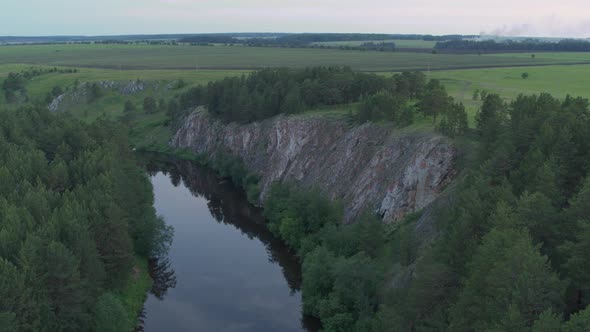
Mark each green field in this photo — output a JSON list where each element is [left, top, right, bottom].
[[427, 64, 590, 125], [431, 64, 590, 100], [2, 44, 590, 132], [311, 39, 437, 49], [1, 44, 589, 72], [490, 52, 590, 61], [0, 64, 246, 101]]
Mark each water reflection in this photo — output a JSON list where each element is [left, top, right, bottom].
[[144, 157, 304, 293], [148, 258, 177, 300], [137, 155, 319, 332]]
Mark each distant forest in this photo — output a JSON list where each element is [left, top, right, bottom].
[[5, 33, 590, 54], [178, 33, 471, 47], [436, 39, 590, 52], [0, 33, 473, 47]]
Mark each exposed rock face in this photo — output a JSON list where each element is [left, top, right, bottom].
[[48, 80, 160, 112], [171, 110, 457, 223], [48, 94, 65, 112], [96, 80, 152, 95]]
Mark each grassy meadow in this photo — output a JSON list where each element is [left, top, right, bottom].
[[0, 64, 246, 101], [2, 43, 590, 133], [429, 64, 590, 125], [489, 52, 590, 61], [1, 44, 588, 71]]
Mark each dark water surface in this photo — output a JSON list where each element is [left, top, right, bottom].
[[138, 159, 318, 332]]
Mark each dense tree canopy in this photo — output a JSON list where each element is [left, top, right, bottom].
[[264, 184, 386, 331], [383, 92, 590, 330], [436, 39, 590, 52], [254, 90, 590, 331], [172, 67, 466, 132], [0, 106, 171, 331]]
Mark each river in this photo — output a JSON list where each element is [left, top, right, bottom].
[[137, 157, 319, 332]]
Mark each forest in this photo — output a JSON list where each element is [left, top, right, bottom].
[[176, 33, 472, 47], [0, 106, 172, 331], [228, 92, 590, 331], [170, 67, 467, 136], [436, 39, 590, 52], [2, 54, 590, 330], [380, 93, 590, 331]]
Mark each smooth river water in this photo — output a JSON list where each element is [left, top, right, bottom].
[[137, 158, 319, 332]]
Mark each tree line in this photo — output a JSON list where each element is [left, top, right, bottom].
[[436, 38, 590, 52], [169, 67, 468, 134], [177, 33, 474, 48], [243, 33, 471, 47], [2, 67, 77, 103], [0, 106, 172, 331]]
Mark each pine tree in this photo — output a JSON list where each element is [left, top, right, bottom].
[[43, 241, 90, 331], [436, 101, 468, 137], [418, 79, 451, 124], [123, 100, 136, 113], [532, 309, 562, 332], [476, 94, 507, 141], [450, 228, 564, 330], [143, 97, 157, 114], [47, 157, 70, 192], [515, 192, 560, 258], [93, 293, 130, 332], [280, 86, 304, 115], [560, 221, 590, 304], [563, 305, 590, 331], [90, 201, 133, 287], [0, 258, 38, 331]]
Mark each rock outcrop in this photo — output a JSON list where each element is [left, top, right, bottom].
[[48, 80, 162, 113], [171, 110, 457, 224]]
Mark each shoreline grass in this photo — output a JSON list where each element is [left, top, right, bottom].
[[115, 256, 152, 331]]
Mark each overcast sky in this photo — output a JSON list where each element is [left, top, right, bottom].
[[2, 0, 589, 38]]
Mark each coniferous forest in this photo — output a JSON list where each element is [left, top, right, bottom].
[[4, 0, 590, 328], [254, 93, 590, 331], [381, 93, 590, 330], [171, 67, 467, 137], [0, 106, 171, 331], [2, 63, 590, 331]]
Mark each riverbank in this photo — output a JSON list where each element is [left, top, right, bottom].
[[135, 157, 317, 331], [117, 257, 153, 331], [135, 151, 417, 330]]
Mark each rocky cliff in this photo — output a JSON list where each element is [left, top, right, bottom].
[[171, 110, 457, 224]]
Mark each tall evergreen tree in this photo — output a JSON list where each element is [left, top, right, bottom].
[[450, 228, 563, 330]]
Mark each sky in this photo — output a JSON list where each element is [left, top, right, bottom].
[[2, 0, 590, 38]]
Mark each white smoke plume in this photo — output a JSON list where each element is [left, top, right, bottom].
[[484, 16, 590, 38]]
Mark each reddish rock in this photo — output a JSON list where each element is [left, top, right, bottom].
[[172, 109, 457, 224]]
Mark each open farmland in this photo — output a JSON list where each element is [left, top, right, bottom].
[[484, 52, 590, 61], [1, 44, 590, 71]]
